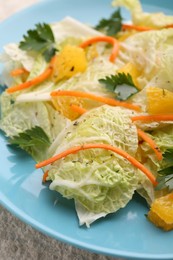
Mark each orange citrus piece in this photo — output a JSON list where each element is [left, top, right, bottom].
[[51, 96, 99, 120], [146, 87, 173, 114], [52, 45, 87, 82], [148, 192, 173, 231]]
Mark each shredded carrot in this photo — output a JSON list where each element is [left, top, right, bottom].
[[35, 143, 157, 186], [7, 56, 56, 94], [79, 36, 119, 62], [10, 68, 29, 77], [131, 114, 173, 122], [137, 128, 162, 161], [165, 24, 173, 28], [51, 90, 141, 112], [122, 23, 173, 31], [122, 24, 154, 32], [70, 104, 87, 115], [7, 69, 51, 93], [42, 170, 49, 183]]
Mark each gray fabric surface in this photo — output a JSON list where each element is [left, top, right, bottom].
[[0, 206, 123, 260]]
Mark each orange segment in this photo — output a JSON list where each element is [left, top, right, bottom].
[[51, 96, 99, 120], [148, 192, 173, 231], [147, 87, 173, 114], [51, 96, 85, 120], [52, 45, 87, 82]]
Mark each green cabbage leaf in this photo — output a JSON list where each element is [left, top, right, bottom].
[[0, 94, 70, 162], [47, 105, 148, 226], [119, 29, 173, 91], [112, 0, 173, 28]]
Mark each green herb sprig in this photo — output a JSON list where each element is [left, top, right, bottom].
[[19, 23, 57, 61], [99, 72, 138, 101], [9, 126, 50, 150], [156, 151, 173, 190], [95, 9, 123, 36]]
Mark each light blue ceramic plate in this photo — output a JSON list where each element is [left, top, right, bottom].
[[0, 1, 173, 259]]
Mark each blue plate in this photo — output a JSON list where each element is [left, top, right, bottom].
[[0, 1, 173, 259]]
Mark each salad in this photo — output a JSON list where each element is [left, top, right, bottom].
[[0, 0, 173, 229]]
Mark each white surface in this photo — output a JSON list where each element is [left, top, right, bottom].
[[0, 0, 40, 21]]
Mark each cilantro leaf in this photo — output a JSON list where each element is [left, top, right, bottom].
[[9, 126, 50, 147], [99, 73, 138, 101], [158, 167, 173, 176], [156, 170, 173, 190], [161, 150, 173, 167], [9, 126, 50, 162], [19, 23, 57, 61], [156, 151, 173, 190], [95, 9, 123, 36]]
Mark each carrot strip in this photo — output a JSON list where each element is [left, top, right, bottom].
[[79, 36, 119, 62], [70, 104, 87, 115], [131, 114, 173, 122], [10, 68, 29, 77], [137, 128, 162, 161], [122, 23, 173, 31], [35, 143, 157, 186], [7, 56, 56, 94], [122, 24, 154, 32], [165, 24, 173, 28], [51, 90, 141, 112], [42, 170, 49, 183], [7, 68, 52, 93]]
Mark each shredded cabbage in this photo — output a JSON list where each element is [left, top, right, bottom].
[[47, 106, 148, 225], [1, 1, 173, 226], [112, 0, 173, 28]]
